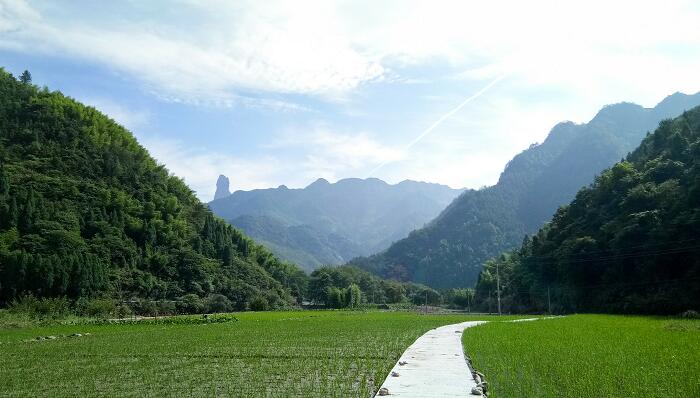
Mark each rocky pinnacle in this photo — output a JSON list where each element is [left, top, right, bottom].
[[214, 174, 231, 200]]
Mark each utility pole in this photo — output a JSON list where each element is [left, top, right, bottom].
[[496, 262, 502, 316], [424, 291, 428, 314], [547, 287, 551, 314], [488, 290, 492, 314]]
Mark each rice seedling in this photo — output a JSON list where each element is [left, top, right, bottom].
[[463, 315, 700, 397], [0, 311, 506, 397]]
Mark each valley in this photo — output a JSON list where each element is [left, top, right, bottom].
[[209, 177, 463, 271], [1, 2, 699, 396], [351, 93, 700, 289]]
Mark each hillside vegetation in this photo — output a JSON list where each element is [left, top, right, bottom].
[[0, 69, 305, 309], [475, 107, 700, 314], [231, 214, 364, 271], [352, 92, 700, 289]]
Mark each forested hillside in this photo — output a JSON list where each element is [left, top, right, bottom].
[[307, 265, 443, 308], [475, 107, 700, 314], [0, 69, 305, 309], [209, 177, 463, 270], [352, 92, 700, 289], [231, 214, 364, 271]]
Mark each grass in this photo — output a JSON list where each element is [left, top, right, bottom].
[[0, 310, 515, 397], [463, 314, 700, 397], [10, 311, 691, 397]]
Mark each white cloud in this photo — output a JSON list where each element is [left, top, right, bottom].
[[139, 136, 286, 201], [271, 124, 405, 183], [0, 0, 39, 31], [0, 0, 384, 103], [139, 125, 402, 201], [2, 0, 699, 194], [366, 93, 568, 189], [4, 0, 696, 106]]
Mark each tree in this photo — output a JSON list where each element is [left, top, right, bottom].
[[19, 70, 31, 84], [473, 106, 700, 314], [176, 294, 205, 314], [249, 295, 269, 311], [205, 294, 232, 313], [449, 288, 475, 312], [406, 285, 437, 306], [309, 269, 334, 303], [325, 287, 345, 309], [0, 69, 306, 308], [465, 288, 475, 312], [0, 163, 9, 195], [222, 245, 233, 267], [382, 280, 406, 303], [346, 283, 362, 308]]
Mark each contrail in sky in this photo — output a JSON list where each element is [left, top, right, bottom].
[[367, 72, 510, 177]]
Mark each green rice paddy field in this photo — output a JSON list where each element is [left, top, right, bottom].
[[463, 315, 700, 397], [1, 311, 698, 397], [0, 311, 503, 397]]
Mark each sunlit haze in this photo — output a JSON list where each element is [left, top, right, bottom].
[[2, 0, 699, 200]]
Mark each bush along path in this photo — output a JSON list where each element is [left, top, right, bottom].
[[376, 318, 545, 397]]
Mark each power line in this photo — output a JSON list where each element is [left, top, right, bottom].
[[544, 235, 700, 259], [489, 275, 700, 296], [496, 217, 700, 266], [515, 241, 700, 265]]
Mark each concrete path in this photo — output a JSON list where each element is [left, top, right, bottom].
[[375, 321, 486, 397]]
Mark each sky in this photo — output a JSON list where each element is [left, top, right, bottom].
[[1, 0, 699, 201]]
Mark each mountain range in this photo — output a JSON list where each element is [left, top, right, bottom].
[[474, 105, 700, 314], [350, 91, 700, 288], [208, 178, 463, 271]]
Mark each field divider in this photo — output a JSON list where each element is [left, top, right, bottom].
[[375, 320, 487, 397], [376, 317, 551, 397]]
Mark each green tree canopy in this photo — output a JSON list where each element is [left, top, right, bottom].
[[0, 68, 304, 310], [474, 108, 700, 314]]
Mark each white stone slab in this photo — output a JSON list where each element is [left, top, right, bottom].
[[375, 321, 487, 397]]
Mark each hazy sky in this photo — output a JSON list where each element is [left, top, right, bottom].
[[1, 0, 699, 200]]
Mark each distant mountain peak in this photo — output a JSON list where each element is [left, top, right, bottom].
[[654, 91, 700, 114], [214, 174, 231, 200], [208, 175, 463, 270], [307, 177, 330, 188], [658, 91, 689, 104], [352, 91, 700, 289], [590, 101, 644, 123]]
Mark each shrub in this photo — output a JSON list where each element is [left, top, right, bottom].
[[325, 287, 345, 309], [176, 294, 205, 314], [86, 313, 239, 325], [74, 297, 117, 318], [114, 304, 132, 318], [156, 301, 176, 316], [132, 299, 158, 316], [8, 295, 71, 319], [248, 295, 269, 311], [206, 294, 232, 313]]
